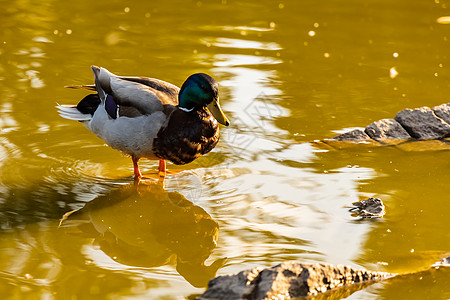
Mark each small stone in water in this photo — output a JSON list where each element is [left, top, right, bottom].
[[350, 197, 385, 218]]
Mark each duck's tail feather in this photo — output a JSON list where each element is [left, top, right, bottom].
[[64, 85, 96, 91], [57, 104, 92, 121], [57, 93, 101, 121]]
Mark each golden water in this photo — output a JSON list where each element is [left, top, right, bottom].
[[0, 0, 449, 299]]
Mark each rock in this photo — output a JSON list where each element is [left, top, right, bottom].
[[325, 129, 381, 149], [364, 119, 411, 144], [350, 197, 385, 218], [318, 103, 450, 148], [330, 128, 372, 141], [199, 261, 394, 300], [200, 267, 263, 300], [432, 103, 450, 124], [394, 107, 450, 140]]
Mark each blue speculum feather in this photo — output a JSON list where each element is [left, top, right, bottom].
[[105, 94, 118, 119]]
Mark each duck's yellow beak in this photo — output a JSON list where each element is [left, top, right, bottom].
[[207, 98, 230, 126]]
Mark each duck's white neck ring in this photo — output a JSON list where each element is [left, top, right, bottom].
[[179, 107, 194, 112]]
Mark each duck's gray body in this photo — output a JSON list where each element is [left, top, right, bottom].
[[58, 67, 178, 159]]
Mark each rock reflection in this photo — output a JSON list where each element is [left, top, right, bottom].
[[60, 181, 226, 288]]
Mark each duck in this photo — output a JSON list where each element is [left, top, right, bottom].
[[57, 66, 230, 179]]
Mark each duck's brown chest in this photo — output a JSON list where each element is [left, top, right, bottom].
[[152, 108, 220, 165]]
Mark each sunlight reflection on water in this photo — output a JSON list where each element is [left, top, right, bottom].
[[0, 0, 450, 298]]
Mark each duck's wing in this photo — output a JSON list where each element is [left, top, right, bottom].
[[118, 76, 179, 105], [91, 66, 179, 118]]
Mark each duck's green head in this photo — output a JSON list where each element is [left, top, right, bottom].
[[179, 73, 230, 126]]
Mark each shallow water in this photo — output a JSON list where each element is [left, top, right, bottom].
[[1, 0, 450, 299]]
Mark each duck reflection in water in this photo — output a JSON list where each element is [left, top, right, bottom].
[[59, 181, 226, 288]]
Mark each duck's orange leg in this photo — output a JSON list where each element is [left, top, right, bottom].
[[158, 159, 166, 178], [132, 155, 142, 178]]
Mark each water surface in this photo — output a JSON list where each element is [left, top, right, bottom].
[[1, 0, 450, 299]]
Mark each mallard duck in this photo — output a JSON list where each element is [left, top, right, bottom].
[[57, 66, 229, 178]]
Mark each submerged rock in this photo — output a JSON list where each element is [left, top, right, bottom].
[[394, 107, 450, 140], [432, 255, 450, 267], [395, 140, 450, 152], [350, 197, 385, 218], [198, 261, 393, 300]]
